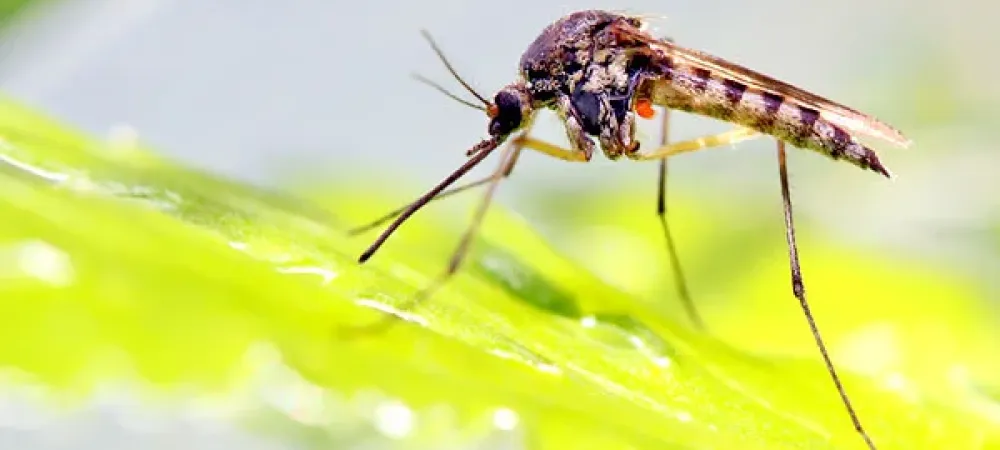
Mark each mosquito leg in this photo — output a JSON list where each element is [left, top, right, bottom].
[[654, 109, 703, 330], [511, 95, 596, 163], [438, 142, 516, 283], [349, 118, 542, 238], [357, 138, 500, 264], [634, 127, 761, 161], [348, 145, 523, 236], [343, 142, 519, 336], [776, 140, 876, 450], [347, 120, 589, 336], [512, 137, 590, 161]]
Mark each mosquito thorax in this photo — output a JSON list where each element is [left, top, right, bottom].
[[487, 83, 532, 137]]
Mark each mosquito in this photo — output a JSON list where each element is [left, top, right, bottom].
[[347, 10, 910, 449]]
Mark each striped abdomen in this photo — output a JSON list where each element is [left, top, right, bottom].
[[643, 61, 891, 178]]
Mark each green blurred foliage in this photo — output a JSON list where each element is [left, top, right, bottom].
[[0, 0, 44, 28], [1, 93, 999, 450]]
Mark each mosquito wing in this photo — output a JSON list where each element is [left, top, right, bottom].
[[613, 22, 911, 148]]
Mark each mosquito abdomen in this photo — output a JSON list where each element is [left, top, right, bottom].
[[647, 62, 891, 178]]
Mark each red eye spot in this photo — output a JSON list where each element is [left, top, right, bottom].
[[487, 104, 499, 118], [635, 98, 655, 119]]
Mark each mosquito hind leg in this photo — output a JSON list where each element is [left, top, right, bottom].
[[775, 140, 877, 450], [653, 108, 703, 330]]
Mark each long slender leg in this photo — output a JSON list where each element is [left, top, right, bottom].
[[776, 141, 876, 450], [357, 138, 500, 264], [655, 109, 703, 330], [347, 115, 592, 238], [345, 142, 519, 335], [348, 145, 523, 236]]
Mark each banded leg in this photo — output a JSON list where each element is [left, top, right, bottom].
[[776, 141, 877, 450]]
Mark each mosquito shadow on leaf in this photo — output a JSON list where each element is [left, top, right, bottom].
[[470, 244, 582, 319], [468, 243, 684, 365]]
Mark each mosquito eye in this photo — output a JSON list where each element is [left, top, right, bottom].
[[488, 91, 523, 136], [495, 91, 520, 113]]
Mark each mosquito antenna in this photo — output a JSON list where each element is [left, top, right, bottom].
[[420, 29, 491, 107], [358, 137, 501, 263], [411, 73, 487, 111]]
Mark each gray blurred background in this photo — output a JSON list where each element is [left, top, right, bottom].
[[0, 0, 997, 448], [2, 0, 998, 249]]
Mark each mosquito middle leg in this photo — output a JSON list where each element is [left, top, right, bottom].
[[652, 108, 703, 330], [631, 127, 761, 161]]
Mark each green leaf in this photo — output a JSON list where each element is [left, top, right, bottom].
[[0, 94, 998, 449]]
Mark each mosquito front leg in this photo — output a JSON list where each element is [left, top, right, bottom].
[[356, 138, 502, 264], [631, 127, 761, 161], [348, 132, 529, 236], [343, 142, 519, 336], [512, 135, 591, 162]]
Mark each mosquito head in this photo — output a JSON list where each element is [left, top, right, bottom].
[[487, 82, 532, 137]]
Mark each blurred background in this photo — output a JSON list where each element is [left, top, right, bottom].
[[0, 0, 998, 448]]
